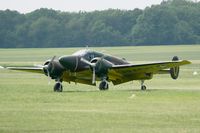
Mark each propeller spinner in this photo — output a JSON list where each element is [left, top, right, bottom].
[[43, 56, 56, 80]]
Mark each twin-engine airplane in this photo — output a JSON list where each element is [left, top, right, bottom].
[[5, 49, 191, 92]]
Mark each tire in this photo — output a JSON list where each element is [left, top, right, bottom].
[[54, 82, 63, 92], [141, 85, 146, 91], [99, 81, 109, 90], [170, 56, 180, 80]]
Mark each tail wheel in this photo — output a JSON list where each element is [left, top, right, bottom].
[[170, 56, 180, 80]]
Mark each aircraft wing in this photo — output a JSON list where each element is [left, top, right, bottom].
[[6, 66, 44, 74], [108, 60, 191, 84]]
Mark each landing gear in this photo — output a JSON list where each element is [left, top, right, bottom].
[[141, 80, 146, 91], [141, 85, 147, 90], [54, 82, 63, 92], [99, 80, 109, 90]]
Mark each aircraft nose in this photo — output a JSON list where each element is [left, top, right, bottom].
[[59, 55, 78, 71]]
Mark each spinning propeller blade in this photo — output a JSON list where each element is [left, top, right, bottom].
[[50, 56, 56, 63], [80, 58, 95, 67], [44, 56, 56, 84], [92, 67, 96, 84], [80, 58, 96, 84]]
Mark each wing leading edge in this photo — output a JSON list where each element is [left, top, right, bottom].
[[6, 66, 44, 74]]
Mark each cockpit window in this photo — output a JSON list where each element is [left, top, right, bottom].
[[72, 49, 89, 56], [72, 49, 104, 60]]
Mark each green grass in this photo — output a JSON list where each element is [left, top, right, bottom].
[[0, 45, 200, 133]]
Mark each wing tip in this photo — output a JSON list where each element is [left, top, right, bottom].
[[182, 60, 192, 65], [5, 67, 18, 70], [0, 66, 4, 69], [5, 66, 43, 71]]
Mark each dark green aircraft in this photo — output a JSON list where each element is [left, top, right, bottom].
[[5, 49, 191, 92]]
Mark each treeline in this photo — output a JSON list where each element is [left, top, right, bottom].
[[0, 0, 200, 48]]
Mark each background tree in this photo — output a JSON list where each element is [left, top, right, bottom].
[[0, 0, 199, 48]]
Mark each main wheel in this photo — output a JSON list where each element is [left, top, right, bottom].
[[170, 56, 180, 80], [141, 85, 146, 91], [54, 82, 63, 92], [99, 81, 109, 90]]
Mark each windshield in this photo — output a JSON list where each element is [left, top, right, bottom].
[[72, 49, 90, 56]]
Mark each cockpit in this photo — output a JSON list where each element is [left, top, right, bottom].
[[72, 49, 90, 56], [73, 49, 104, 61]]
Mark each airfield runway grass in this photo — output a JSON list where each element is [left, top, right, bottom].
[[0, 45, 200, 133]]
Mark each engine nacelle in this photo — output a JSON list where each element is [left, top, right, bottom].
[[43, 60, 64, 79], [90, 57, 113, 77], [170, 56, 180, 79]]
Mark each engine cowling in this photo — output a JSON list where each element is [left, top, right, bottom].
[[170, 56, 180, 79], [43, 60, 64, 79], [90, 57, 113, 77]]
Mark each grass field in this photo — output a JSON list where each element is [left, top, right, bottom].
[[0, 45, 200, 133]]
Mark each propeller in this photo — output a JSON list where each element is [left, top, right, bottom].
[[80, 58, 96, 84], [43, 56, 56, 84], [92, 67, 95, 84], [80, 56, 107, 84], [47, 70, 51, 85], [48, 56, 56, 72]]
